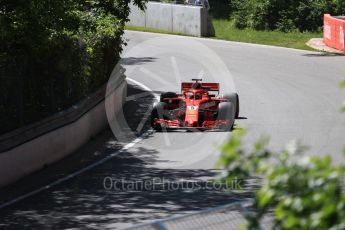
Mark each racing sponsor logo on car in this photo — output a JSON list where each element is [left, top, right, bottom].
[[187, 106, 198, 111]]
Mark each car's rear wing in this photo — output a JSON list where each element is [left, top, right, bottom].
[[181, 82, 220, 92]]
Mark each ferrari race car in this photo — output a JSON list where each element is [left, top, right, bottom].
[[151, 79, 239, 131]]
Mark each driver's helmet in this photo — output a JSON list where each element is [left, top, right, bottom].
[[195, 92, 202, 100], [192, 82, 202, 89]]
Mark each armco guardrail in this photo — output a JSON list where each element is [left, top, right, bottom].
[[124, 202, 274, 230], [0, 70, 127, 188], [324, 14, 345, 52], [127, 2, 209, 37]]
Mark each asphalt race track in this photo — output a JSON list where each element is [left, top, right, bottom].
[[0, 31, 344, 229], [123, 31, 345, 162]]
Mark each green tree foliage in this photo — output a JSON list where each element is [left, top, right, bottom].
[[208, 0, 232, 19], [230, 0, 345, 32], [219, 82, 345, 229], [0, 0, 147, 134], [218, 131, 345, 229]]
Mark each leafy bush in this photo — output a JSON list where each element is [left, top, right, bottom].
[[0, 0, 147, 134], [218, 83, 345, 229], [208, 0, 232, 19], [230, 0, 345, 32], [219, 131, 345, 229]]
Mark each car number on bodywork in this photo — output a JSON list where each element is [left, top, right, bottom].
[[187, 106, 198, 111]]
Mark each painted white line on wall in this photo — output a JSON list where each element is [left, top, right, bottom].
[[0, 77, 155, 210]]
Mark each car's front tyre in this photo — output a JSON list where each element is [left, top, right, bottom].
[[217, 102, 235, 131], [151, 102, 168, 131]]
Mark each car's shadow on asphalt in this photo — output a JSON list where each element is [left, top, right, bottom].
[[0, 83, 257, 229]]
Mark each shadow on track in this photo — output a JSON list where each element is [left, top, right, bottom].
[[0, 147, 258, 229], [121, 57, 157, 66], [302, 52, 345, 57], [0, 83, 255, 230]]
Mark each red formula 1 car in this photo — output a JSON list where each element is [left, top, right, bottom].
[[151, 79, 239, 131]]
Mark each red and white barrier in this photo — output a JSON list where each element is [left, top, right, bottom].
[[324, 14, 345, 52]]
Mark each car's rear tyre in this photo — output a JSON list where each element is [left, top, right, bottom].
[[160, 92, 177, 102], [218, 102, 235, 131]]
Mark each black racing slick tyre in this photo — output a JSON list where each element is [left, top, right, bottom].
[[218, 102, 235, 131], [222, 93, 240, 118], [235, 93, 239, 118], [151, 102, 168, 131]]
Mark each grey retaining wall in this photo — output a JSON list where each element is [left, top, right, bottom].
[[127, 2, 209, 37], [0, 73, 127, 188]]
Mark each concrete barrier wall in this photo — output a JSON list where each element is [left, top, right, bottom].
[[146, 3, 173, 32], [324, 14, 345, 52], [0, 78, 127, 188], [173, 4, 208, 37], [127, 2, 209, 37], [128, 3, 146, 27]]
